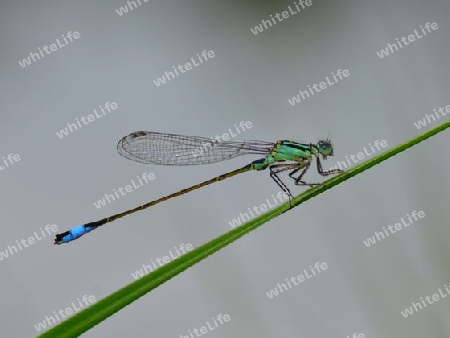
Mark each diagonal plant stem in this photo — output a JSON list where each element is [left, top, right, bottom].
[[39, 120, 450, 338]]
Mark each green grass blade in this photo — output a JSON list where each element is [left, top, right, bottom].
[[39, 120, 450, 337]]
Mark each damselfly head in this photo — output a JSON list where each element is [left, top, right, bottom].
[[316, 138, 334, 159]]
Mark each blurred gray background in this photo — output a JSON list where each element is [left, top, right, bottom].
[[1, 0, 450, 337]]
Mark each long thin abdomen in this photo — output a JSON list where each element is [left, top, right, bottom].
[[54, 164, 255, 244]]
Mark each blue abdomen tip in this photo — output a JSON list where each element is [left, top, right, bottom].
[[70, 225, 87, 239]]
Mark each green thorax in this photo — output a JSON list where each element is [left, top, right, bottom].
[[249, 141, 317, 171], [272, 141, 315, 162]]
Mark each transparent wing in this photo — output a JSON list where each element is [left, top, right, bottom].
[[117, 131, 274, 165]]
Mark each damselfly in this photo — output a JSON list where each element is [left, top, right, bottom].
[[55, 131, 344, 244]]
